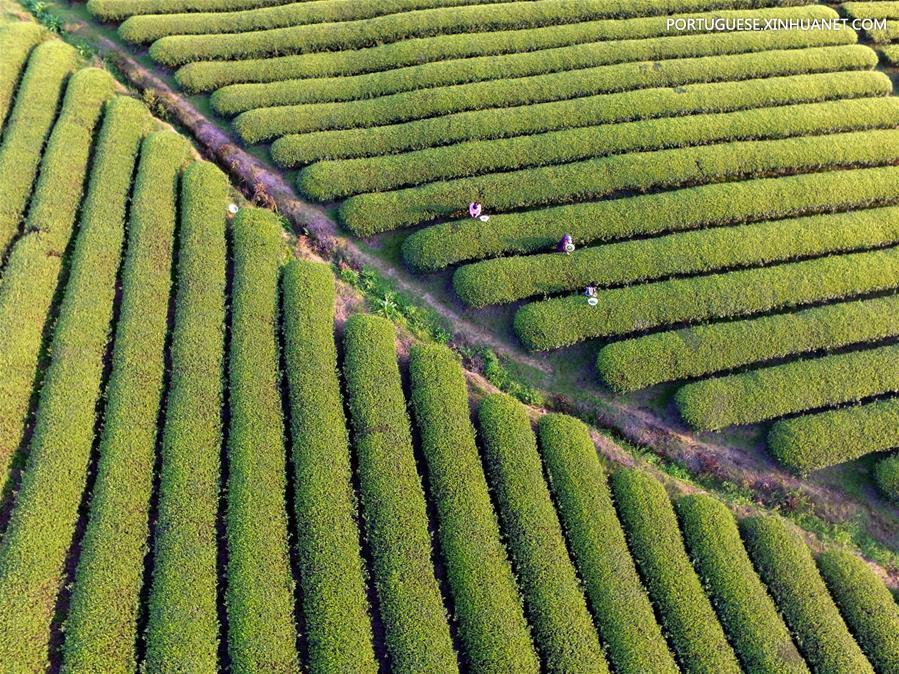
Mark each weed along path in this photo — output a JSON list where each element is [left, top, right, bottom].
[[29, 3, 899, 565]]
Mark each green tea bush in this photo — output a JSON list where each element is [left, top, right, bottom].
[[121, 0, 588, 44], [884, 45, 899, 65], [868, 19, 899, 43], [874, 455, 899, 501], [610, 470, 739, 674], [817, 549, 899, 673], [597, 293, 899, 392], [88, 0, 293, 20], [409, 344, 538, 673], [61, 120, 177, 674], [455, 203, 899, 308], [273, 70, 889, 164], [0, 90, 144, 674], [0, 22, 43, 127], [676, 343, 899, 431], [536, 414, 677, 674], [0, 65, 112, 505], [768, 397, 899, 473], [175, 5, 839, 91], [844, 2, 899, 20], [281, 260, 377, 673], [402, 164, 899, 271], [0, 41, 74, 257], [215, 20, 850, 115], [302, 96, 894, 198], [226, 208, 299, 673], [514, 246, 899, 351], [144, 161, 229, 673], [741, 516, 875, 674], [150, 0, 813, 65], [340, 127, 899, 234], [675, 495, 808, 674], [477, 395, 607, 673], [342, 315, 457, 673], [235, 45, 874, 142]]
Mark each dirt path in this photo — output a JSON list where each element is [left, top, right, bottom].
[[55, 14, 899, 562]]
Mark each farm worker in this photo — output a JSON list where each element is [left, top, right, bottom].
[[584, 286, 597, 298], [558, 234, 575, 254], [469, 202, 482, 219]]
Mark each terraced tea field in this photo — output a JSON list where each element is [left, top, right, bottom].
[[78, 0, 899, 484], [0, 6, 897, 672], [843, 1, 899, 63]]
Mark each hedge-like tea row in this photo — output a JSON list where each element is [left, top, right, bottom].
[[120, 0, 556, 44], [884, 45, 899, 65], [214, 21, 850, 115], [66, 130, 190, 673], [0, 65, 111, 505], [403, 164, 899, 271], [176, 5, 837, 92], [844, 2, 899, 20], [536, 414, 677, 674], [88, 0, 296, 21], [0, 41, 74, 259], [273, 70, 889, 165], [342, 315, 457, 673], [62, 116, 175, 674], [869, 19, 899, 43], [150, 0, 812, 65], [303, 96, 896, 199], [226, 208, 298, 673], [340, 127, 899, 235], [597, 293, 899, 393], [514, 246, 899, 351], [454, 202, 899, 308], [675, 495, 808, 674], [0, 22, 42, 129], [408, 345, 539, 673], [144, 161, 229, 673], [235, 45, 875, 142], [281, 260, 377, 673], [676, 343, 899, 431], [816, 549, 899, 673], [477, 395, 607, 673], [875, 454, 899, 500], [0, 89, 136, 674], [610, 470, 740, 674], [741, 516, 875, 674], [768, 397, 899, 473]]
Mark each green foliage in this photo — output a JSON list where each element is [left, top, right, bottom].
[[88, 0, 291, 20], [409, 344, 538, 673], [176, 5, 828, 92], [597, 293, 899, 393], [676, 344, 899, 431], [816, 549, 899, 673], [675, 494, 808, 674], [0, 40, 74, 259], [236, 44, 875, 144], [145, 161, 229, 672], [226, 208, 299, 673], [216, 14, 850, 116], [610, 470, 739, 674], [0, 88, 141, 674], [341, 127, 899, 235], [536, 414, 677, 674], [741, 516, 874, 674], [514, 247, 899, 351], [874, 455, 899, 502], [273, 70, 890, 165], [768, 397, 899, 473], [343, 315, 457, 673], [480, 349, 543, 406], [456, 204, 899, 308], [478, 394, 607, 673], [281, 260, 377, 673], [0, 22, 43, 128], [150, 0, 814, 65], [63, 124, 185, 674]]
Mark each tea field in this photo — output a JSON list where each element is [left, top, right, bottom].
[[0, 4, 897, 672]]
